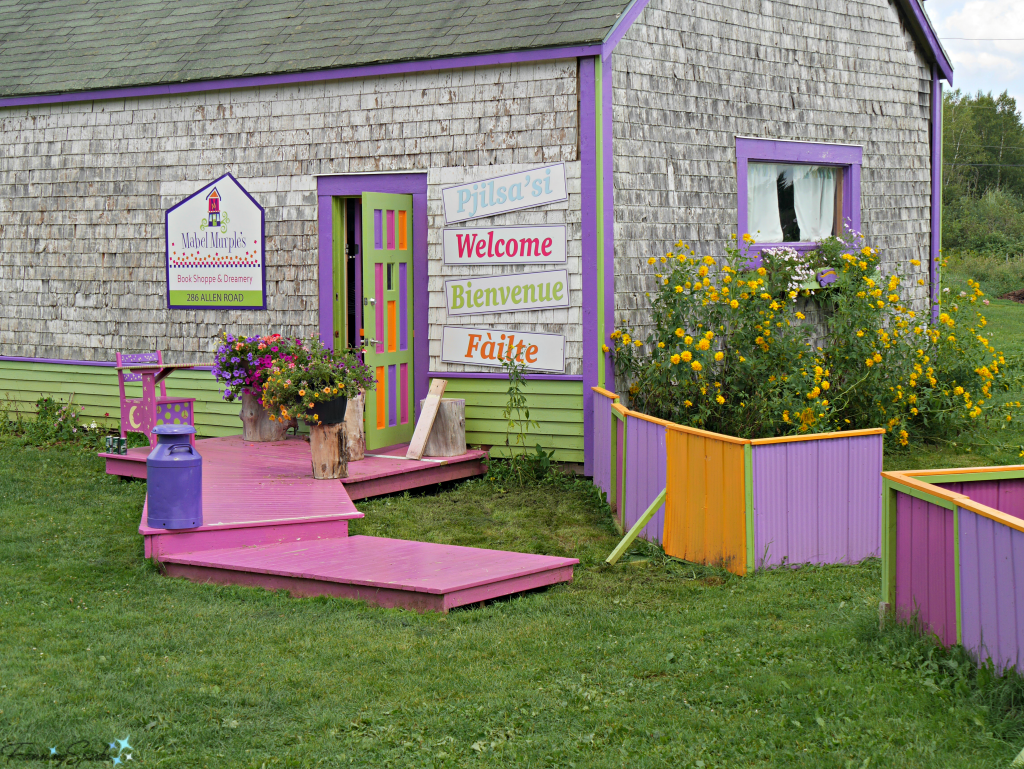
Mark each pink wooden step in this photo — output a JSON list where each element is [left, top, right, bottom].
[[105, 436, 487, 500], [158, 536, 578, 613]]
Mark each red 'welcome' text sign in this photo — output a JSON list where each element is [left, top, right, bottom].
[[441, 225, 566, 265]]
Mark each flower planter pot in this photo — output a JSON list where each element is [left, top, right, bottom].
[[240, 392, 295, 442], [307, 395, 348, 426]]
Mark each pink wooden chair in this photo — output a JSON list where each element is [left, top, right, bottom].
[[116, 351, 196, 447]]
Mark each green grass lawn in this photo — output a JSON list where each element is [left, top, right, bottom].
[[1, 443, 1023, 768], [4, 290, 1024, 768]]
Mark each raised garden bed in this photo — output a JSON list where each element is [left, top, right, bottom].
[[593, 387, 884, 575], [882, 466, 1024, 671]]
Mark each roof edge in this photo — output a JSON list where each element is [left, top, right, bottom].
[[896, 0, 954, 83], [0, 44, 603, 110]]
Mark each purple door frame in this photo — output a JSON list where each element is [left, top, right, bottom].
[[317, 173, 428, 419]]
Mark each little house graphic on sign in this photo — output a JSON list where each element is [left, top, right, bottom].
[[444, 270, 569, 316], [441, 164, 568, 224], [441, 326, 565, 372], [165, 172, 266, 310], [441, 224, 566, 265]]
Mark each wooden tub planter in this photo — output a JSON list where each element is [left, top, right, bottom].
[[593, 387, 884, 575], [882, 466, 1024, 672]]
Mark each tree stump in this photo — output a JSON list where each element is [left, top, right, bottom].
[[309, 422, 349, 479], [344, 391, 365, 462], [240, 392, 295, 441], [418, 397, 466, 457]]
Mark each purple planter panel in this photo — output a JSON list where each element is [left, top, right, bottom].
[[894, 491, 957, 646], [623, 414, 667, 545], [939, 479, 1024, 524], [751, 434, 881, 568], [592, 392, 614, 502], [959, 508, 1024, 673]]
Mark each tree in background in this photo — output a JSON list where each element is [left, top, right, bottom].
[[943, 90, 1024, 255]]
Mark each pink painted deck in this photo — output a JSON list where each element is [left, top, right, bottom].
[[160, 536, 578, 613], [131, 435, 572, 612], [103, 435, 487, 499]]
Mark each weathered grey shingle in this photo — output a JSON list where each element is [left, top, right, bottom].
[[0, 0, 629, 98]]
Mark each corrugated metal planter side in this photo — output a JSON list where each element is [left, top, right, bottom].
[[883, 466, 1024, 673], [662, 426, 749, 575], [592, 388, 617, 509], [623, 411, 667, 545], [750, 433, 883, 569]]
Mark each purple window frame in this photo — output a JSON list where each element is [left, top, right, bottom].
[[736, 137, 862, 267]]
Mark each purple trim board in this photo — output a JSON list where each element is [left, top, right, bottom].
[[601, 54, 616, 396], [580, 57, 599, 477], [316, 174, 429, 420], [163, 172, 267, 311], [602, 0, 654, 54], [0, 46, 603, 109], [931, 65, 943, 322], [735, 138, 862, 264], [894, 0, 954, 84], [0, 356, 214, 371]]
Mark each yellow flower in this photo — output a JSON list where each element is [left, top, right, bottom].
[[681, 351, 692, 362], [821, 381, 830, 390], [675, 285, 684, 293], [698, 265, 709, 278], [714, 351, 724, 361], [670, 354, 681, 365], [865, 359, 874, 367], [313, 413, 319, 421], [697, 339, 711, 351], [691, 361, 702, 371], [684, 335, 693, 345], [675, 328, 684, 338], [715, 395, 725, 405], [742, 233, 753, 244], [730, 300, 739, 309], [661, 255, 669, 263], [657, 341, 665, 349], [757, 267, 767, 276], [795, 312, 805, 320], [622, 334, 632, 345], [602, 344, 610, 353], [647, 257, 656, 265], [873, 353, 882, 363], [634, 340, 642, 347], [782, 411, 790, 422], [910, 259, 921, 266], [738, 356, 746, 362]]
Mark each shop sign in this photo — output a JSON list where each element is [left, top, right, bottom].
[[165, 172, 266, 309], [441, 224, 566, 265], [440, 326, 565, 372], [442, 163, 568, 224], [444, 269, 569, 317]]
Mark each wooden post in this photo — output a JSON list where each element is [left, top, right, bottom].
[[309, 422, 349, 479], [419, 397, 466, 457], [344, 391, 365, 462]]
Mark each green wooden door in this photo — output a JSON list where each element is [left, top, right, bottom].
[[362, 192, 415, 450]]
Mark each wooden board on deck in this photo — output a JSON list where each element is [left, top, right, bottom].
[[406, 379, 446, 460]]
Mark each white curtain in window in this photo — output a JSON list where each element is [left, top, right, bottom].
[[791, 166, 836, 241], [746, 163, 783, 243]]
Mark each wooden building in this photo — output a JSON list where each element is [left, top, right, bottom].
[[0, 0, 952, 473]]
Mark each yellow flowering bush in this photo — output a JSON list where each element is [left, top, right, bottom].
[[609, 234, 1010, 446]]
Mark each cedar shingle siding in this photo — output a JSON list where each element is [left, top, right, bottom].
[[612, 0, 934, 336]]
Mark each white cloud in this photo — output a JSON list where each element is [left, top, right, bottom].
[[926, 0, 1024, 106]]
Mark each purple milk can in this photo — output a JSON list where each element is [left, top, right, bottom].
[[147, 424, 202, 529]]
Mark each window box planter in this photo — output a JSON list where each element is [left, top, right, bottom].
[[592, 387, 884, 574]]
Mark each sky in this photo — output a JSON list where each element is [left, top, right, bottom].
[[925, 0, 1024, 107]]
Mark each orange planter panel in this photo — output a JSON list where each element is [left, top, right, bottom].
[[662, 428, 747, 575]]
